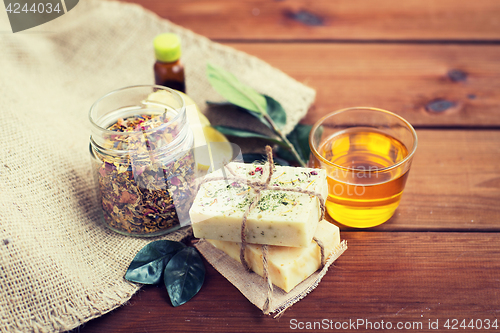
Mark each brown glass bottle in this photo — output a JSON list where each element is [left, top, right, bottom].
[[153, 33, 186, 93]]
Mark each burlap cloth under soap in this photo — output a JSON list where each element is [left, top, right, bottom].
[[195, 240, 347, 317], [0, 0, 315, 332]]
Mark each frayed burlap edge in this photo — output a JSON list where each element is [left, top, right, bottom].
[[0, 0, 315, 331]]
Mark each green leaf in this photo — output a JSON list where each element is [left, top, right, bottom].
[[206, 96, 286, 132], [206, 63, 267, 117], [125, 240, 186, 285], [264, 95, 287, 130], [242, 153, 290, 166], [206, 101, 266, 124], [214, 126, 289, 149], [277, 124, 313, 164], [164, 247, 205, 307], [205, 101, 234, 107]]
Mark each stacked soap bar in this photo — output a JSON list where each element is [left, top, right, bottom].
[[190, 162, 327, 247], [207, 220, 340, 293]]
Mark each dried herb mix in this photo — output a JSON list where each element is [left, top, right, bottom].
[[95, 113, 196, 236]]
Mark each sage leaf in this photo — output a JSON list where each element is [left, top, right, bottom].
[[277, 124, 313, 163], [206, 100, 267, 125], [206, 100, 273, 132], [125, 240, 186, 285], [264, 95, 287, 129], [207, 96, 287, 131], [214, 126, 289, 149], [164, 247, 205, 307], [206, 63, 267, 117], [205, 101, 234, 107], [243, 153, 290, 166]]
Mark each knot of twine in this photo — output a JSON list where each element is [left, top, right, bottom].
[[200, 146, 326, 314]]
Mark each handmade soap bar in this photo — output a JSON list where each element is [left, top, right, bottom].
[[207, 220, 340, 293], [190, 163, 327, 247]]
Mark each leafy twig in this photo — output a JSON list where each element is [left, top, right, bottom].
[[206, 63, 309, 166], [262, 114, 306, 167]]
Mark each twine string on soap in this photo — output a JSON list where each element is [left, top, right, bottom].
[[199, 146, 326, 314], [313, 237, 326, 267], [225, 147, 275, 272], [261, 244, 274, 313]]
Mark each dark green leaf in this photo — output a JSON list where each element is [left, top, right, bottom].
[[242, 153, 290, 166], [213, 126, 289, 149], [125, 240, 186, 285], [264, 95, 287, 130], [205, 101, 234, 107], [290, 124, 313, 162], [164, 247, 205, 307], [206, 63, 267, 117], [206, 101, 267, 125], [207, 96, 287, 133], [277, 124, 313, 164]]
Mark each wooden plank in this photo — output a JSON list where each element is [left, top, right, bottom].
[[224, 43, 500, 127], [74, 232, 500, 332], [341, 130, 500, 231], [121, 0, 500, 41]]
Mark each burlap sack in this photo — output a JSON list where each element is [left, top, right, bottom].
[[0, 0, 315, 332]]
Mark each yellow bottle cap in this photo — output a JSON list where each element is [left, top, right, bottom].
[[153, 33, 182, 63]]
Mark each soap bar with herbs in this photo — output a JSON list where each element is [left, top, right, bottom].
[[207, 220, 340, 293], [190, 163, 327, 247]]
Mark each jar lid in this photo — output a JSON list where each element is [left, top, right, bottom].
[[154, 33, 182, 63]]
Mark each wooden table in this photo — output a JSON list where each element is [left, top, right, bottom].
[[76, 1, 500, 332]]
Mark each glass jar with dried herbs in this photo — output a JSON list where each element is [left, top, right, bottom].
[[89, 85, 196, 237]]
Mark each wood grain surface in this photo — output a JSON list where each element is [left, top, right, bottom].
[[76, 232, 500, 332], [121, 0, 500, 41], [71, 1, 500, 332], [224, 43, 500, 127]]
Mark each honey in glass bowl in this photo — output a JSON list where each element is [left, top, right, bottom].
[[309, 108, 417, 228]]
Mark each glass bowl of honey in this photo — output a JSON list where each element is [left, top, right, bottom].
[[309, 107, 417, 228]]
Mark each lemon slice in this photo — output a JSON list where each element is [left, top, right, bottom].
[[195, 126, 233, 172], [205, 126, 233, 165], [178, 91, 210, 127]]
